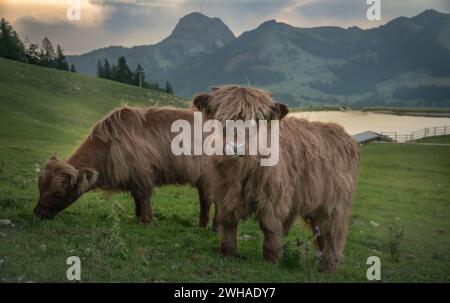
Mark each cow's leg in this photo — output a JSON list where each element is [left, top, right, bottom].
[[259, 213, 283, 263], [132, 189, 153, 224], [282, 211, 297, 236], [304, 214, 325, 260], [214, 181, 241, 256], [309, 207, 350, 272], [320, 209, 349, 272], [219, 214, 239, 257], [212, 204, 219, 232], [217, 197, 239, 256], [134, 199, 141, 217], [197, 186, 210, 228]]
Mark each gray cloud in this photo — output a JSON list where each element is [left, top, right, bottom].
[[295, 0, 367, 20], [295, 0, 450, 23], [11, 0, 450, 54]]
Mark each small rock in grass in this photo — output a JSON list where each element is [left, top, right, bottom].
[[0, 219, 13, 227], [40, 244, 47, 251], [369, 221, 380, 227], [239, 234, 252, 241]]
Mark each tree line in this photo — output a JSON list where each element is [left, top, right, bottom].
[[96, 56, 174, 94], [0, 18, 75, 72], [1, 18, 174, 95]]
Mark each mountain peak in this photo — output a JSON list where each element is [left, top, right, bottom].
[[417, 9, 440, 16], [412, 8, 448, 21], [171, 12, 235, 40], [384, 9, 449, 30], [257, 19, 287, 30], [160, 12, 236, 58], [177, 12, 213, 25], [260, 19, 278, 26]]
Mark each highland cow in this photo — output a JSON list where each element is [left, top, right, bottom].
[[193, 85, 359, 271], [34, 107, 216, 228]]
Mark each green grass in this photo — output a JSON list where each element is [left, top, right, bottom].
[[362, 107, 450, 114], [290, 106, 450, 117], [416, 135, 450, 144], [1, 58, 450, 282], [361, 107, 450, 118], [290, 106, 343, 112]]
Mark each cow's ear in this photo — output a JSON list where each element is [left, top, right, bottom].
[[77, 168, 98, 193], [275, 102, 289, 119], [192, 93, 210, 111]]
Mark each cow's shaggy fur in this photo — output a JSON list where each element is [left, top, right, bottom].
[[34, 107, 214, 227], [193, 85, 359, 271]]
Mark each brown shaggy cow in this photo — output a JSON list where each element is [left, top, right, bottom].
[[34, 106, 215, 228], [193, 85, 359, 271]]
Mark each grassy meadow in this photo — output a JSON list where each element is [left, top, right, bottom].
[[0, 58, 449, 282]]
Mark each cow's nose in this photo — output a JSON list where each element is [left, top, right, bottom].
[[225, 141, 245, 156], [225, 142, 236, 155], [33, 206, 54, 219]]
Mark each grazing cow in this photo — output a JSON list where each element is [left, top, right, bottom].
[[34, 106, 216, 228], [192, 85, 359, 271]]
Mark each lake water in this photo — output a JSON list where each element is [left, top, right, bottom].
[[290, 111, 450, 135]]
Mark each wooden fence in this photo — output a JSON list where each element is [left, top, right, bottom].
[[381, 125, 450, 143]]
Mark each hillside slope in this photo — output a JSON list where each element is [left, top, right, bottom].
[[0, 57, 187, 157], [0, 57, 187, 218]]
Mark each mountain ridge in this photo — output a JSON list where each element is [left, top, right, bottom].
[[68, 10, 450, 107]]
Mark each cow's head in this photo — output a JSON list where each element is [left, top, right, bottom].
[[192, 85, 288, 166], [34, 156, 98, 219]]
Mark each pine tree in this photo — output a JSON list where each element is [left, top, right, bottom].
[[151, 82, 160, 91], [25, 42, 40, 65], [114, 56, 133, 84], [97, 59, 105, 78], [0, 18, 26, 61], [134, 64, 145, 87], [111, 65, 117, 81], [103, 59, 112, 79], [165, 81, 174, 94], [70, 64, 76, 73], [41, 37, 55, 67], [55, 45, 69, 71]]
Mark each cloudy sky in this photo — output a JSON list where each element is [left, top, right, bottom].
[[1, 0, 449, 55]]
